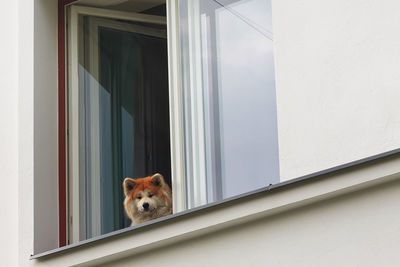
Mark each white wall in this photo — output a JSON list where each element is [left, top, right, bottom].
[[3, 0, 400, 266], [18, 0, 35, 264], [273, 0, 400, 181], [16, 0, 59, 265], [100, 176, 400, 267], [0, 1, 19, 266], [33, 0, 59, 254], [27, 154, 400, 266]]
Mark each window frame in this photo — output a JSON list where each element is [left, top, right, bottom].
[[66, 4, 169, 244], [62, 0, 276, 245], [165, 0, 187, 213], [59, 2, 66, 249], [177, 0, 209, 209], [59, 0, 79, 248]]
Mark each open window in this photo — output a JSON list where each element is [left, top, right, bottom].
[[177, 0, 279, 209], [65, 0, 278, 244], [67, 3, 170, 242]]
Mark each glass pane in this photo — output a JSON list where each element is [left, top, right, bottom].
[[179, 0, 279, 206], [77, 15, 170, 239]]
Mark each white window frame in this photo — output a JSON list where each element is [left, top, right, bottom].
[[67, 1, 214, 244], [166, 0, 209, 211], [181, 0, 208, 209], [165, 0, 187, 213], [67, 5, 170, 244]]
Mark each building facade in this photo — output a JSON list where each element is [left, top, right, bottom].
[[1, 0, 400, 266]]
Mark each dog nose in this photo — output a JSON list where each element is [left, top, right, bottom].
[[142, 202, 149, 210]]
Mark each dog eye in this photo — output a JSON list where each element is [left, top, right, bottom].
[[148, 194, 153, 198], [137, 196, 142, 200]]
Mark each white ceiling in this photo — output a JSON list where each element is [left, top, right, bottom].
[[75, 0, 165, 12]]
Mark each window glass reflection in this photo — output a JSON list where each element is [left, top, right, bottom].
[[179, 0, 279, 205]]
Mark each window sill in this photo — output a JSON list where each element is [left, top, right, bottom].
[[32, 149, 400, 266]]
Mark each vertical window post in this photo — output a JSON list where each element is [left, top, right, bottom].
[[59, 0, 80, 248]]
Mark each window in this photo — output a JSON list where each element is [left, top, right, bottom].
[[66, 0, 277, 243], [67, 3, 170, 242], [177, 0, 279, 209]]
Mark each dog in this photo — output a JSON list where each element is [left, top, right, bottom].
[[123, 173, 172, 226]]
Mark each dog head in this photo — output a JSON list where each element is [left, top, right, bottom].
[[123, 173, 172, 225]]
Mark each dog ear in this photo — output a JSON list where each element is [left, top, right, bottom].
[[123, 178, 136, 197], [151, 173, 165, 187]]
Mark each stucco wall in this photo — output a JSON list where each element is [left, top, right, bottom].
[[18, 0, 35, 264], [33, 0, 59, 253], [98, 177, 400, 267], [27, 154, 400, 266], [0, 1, 19, 266], [17, 0, 59, 261], [274, 0, 400, 181], [2, 0, 400, 266]]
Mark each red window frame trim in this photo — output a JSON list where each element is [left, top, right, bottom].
[[58, 0, 79, 248]]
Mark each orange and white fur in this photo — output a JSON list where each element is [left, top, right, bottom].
[[123, 173, 172, 226]]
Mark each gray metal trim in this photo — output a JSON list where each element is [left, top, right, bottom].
[[31, 147, 400, 260]]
